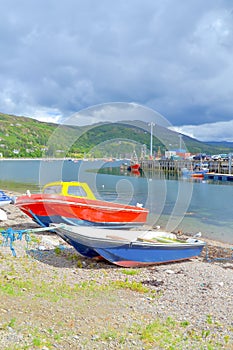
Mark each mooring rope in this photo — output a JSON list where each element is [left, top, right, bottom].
[[0, 228, 31, 257], [0, 225, 62, 256]]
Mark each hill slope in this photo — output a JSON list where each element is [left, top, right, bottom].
[[0, 112, 232, 158]]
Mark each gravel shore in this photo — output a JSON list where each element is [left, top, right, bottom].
[[0, 192, 232, 349]]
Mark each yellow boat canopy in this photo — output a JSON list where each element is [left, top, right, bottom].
[[42, 181, 97, 200]]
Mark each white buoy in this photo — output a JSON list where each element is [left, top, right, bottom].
[[26, 190, 31, 197], [136, 203, 143, 208]]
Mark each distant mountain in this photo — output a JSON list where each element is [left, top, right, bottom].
[[0, 112, 232, 158], [205, 141, 233, 149], [111, 120, 233, 155]]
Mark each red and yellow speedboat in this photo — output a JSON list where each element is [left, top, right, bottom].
[[15, 181, 149, 228]]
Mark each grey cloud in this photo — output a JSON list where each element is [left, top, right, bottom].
[[64, 102, 171, 128], [172, 120, 233, 142], [0, 0, 233, 140]]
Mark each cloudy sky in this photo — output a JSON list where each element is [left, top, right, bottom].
[[1, 0, 233, 141]]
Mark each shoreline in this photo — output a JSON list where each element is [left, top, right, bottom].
[[1, 189, 233, 263], [1, 160, 233, 246], [2, 189, 233, 251]]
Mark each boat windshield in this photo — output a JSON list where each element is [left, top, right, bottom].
[[43, 185, 62, 194], [67, 186, 87, 197]]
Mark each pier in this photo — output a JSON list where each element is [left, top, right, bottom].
[[140, 159, 233, 175], [204, 173, 233, 182]]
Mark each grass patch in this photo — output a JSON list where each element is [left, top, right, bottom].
[[111, 279, 150, 293], [0, 274, 118, 301], [0, 253, 231, 349], [121, 268, 140, 276], [96, 316, 231, 349]]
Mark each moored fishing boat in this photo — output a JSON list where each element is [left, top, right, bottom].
[[52, 224, 206, 267], [15, 181, 149, 228], [128, 163, 141, 171], [181, 164, 209, 179], [191, 170, 208, 178], [127, 151, 141, 171]]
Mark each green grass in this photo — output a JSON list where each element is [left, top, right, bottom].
[[0, 252, 232, 349], [97, 316, 231, 349], [0, 274, 141, 300], [121, 268, 140, 276], [111, 279, 150, 293], [3, 315, 231, 350]]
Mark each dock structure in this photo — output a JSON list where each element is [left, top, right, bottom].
[[140, 159, 233, 175], [204, 173, 233, 182], [140, 159, 190, 174]]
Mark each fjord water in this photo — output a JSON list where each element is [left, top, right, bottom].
[[0, 159, 232, 244]]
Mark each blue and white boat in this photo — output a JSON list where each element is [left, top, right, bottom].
[[181, 163, 209, 178], [52, 224, 206, 267], [0, 190, 13, 207]]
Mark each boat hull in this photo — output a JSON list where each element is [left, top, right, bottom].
[[0, 190, 13, 207], [182, 168, 209, 179], [191, 172, 206, 178], [56, 228, 99, 258], [15, 194, 149, 228], [131, 163, 141, 170], [0, 200, 12, 207], [53, 225, 206, 267], [95, 244, 204, 267], [127, 164, 141, 171]]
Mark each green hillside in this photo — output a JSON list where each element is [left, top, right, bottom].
[[0, 112, 232, 158], [0, 113, 81, 158]]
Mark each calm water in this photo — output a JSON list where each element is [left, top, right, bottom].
[[0, 159, 232, 244]]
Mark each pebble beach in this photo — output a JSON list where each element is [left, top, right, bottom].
[[0, 190, 233, 349]]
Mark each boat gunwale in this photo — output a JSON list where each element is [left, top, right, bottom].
[[15, 196, 149, 213], [56, 227, 206, 249]]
